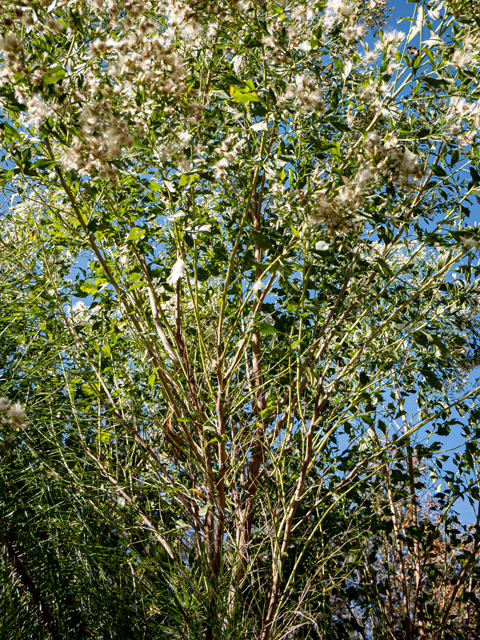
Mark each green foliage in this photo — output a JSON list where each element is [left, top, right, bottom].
[[1, 0, 480, 637]]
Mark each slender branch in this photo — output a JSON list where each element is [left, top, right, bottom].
[[6, 536, 58, 640]]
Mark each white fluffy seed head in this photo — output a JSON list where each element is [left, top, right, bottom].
[[167, 258, 186, 286]]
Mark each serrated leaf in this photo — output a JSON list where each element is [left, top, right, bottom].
[[213, 89, 230, 100], [251, 230, 274, 250]]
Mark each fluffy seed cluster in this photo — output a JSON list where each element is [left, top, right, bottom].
[[284, 74, 325, 111], [0, 397, 27, 456], [307, 179, 364, 236], [26, 95, 53, 128], [302, 132, 423, 236], [361, 132, 424, 190], [213, 134, 246, 179], [447, 97, 480, 148], [0, 0, 197, 182], [323, 0, 388, 43]]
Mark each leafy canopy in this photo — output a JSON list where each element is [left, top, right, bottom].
[[2, 0, 480, 637]]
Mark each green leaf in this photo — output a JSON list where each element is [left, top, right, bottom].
[[413, 53, 422, 69], [203, 425, 216, 433], [231, 84, 261, 103], [359, 371, 370, 386], [128, 281, 144, 291], [127, 227, 145, 242], [430, 164, 447, 177], [255, 321, 282, 335], [251, 230, 274, 250], [32, 158, 57, 170], [470, 167, 480, 184], [80, 283, 98, 295], [375, 257, 393, 278], [333, 58, 344, 74], [422, 76, 452, 90], [43, 67, 66, 85], [421, 368, 443, 391], [2, 121, 21, 141], [328, 119, 350, 133], [212, 89, 230, 100], [198, 504, 212, 516], [413, 331, 448, 359], [415, 128, 430, 139], [450, 149, 460, 166]]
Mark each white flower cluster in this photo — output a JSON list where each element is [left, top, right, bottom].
[[308, 179, 364, 236], [448, 31, 480, 70], [213, 134, 245, 179], [0, 398, 28, 456], [305, 131, 423, 236], [378, 29, 404, 56], [447, 97, 480, 148], [284, 74, 325, 111], [26, 95, 53, 128], [0, 0, 197, 182], [161, 0, 248, 44], [342, 22, 366, 42], [155, 129, 197, 165], [59, 28, 190, 177], [361, 132, 424, 190], [163, 0, 190, 28], [63, 119, 135, 179], [167, 258, 186, 286], [0, 32, 21, 52], [325, 0, 353, 24], [359, 427, 376, 452], [0, 31, 23, 86], [323, 0, 385, 42], [291, 4, 316, 20]]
